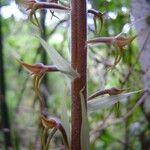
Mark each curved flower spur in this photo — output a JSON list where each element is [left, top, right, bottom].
[[88, 87, 126, 101], [88, 9, 105, 34], [88, 87, 126, 115], [40, 114, 69, 150], [17, 60, 59, 108], [16, 0, 71, 29], [87, 34, 137, 68]]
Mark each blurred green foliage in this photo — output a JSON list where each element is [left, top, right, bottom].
[[0, 0, 9, 6], [0, 0, 147, 149]]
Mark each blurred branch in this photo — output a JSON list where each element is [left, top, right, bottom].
[[16, 18, 67, 110], [40, 0, 49, 109], [46, 19, 68, 38], [90, 92, 147, 144], [0, 15, 12, 148]]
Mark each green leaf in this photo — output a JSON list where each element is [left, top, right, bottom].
[[87, 89, 144, 113], [60, 101, 71, 148], [45, 128, 57, 150], [80, 87, 90, 150], [38, 37, 79, 80], [60, 82, 71, 147]]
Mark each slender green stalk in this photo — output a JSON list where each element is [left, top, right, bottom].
[[71, 0, 87, 149], [40, 0, 49, 109], [0, 14, 12, 149]]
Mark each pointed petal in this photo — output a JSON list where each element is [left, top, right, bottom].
[[38, 37, 79, 80], [40, 114, 57, 129], [88, 89, 144, 112]]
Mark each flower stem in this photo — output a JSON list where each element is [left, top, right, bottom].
[[71, 0, 87, 149]]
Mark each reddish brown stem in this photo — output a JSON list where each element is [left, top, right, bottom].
[[87, 37, 113, 45], [46, 65, 59, 72], [33, 2, 71, 11], [71, 0, 87, 149], [88, 88, 125, 100], [88, 9, 100, 16], [88, 89, 109, 100]]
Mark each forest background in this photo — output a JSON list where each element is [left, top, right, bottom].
[[0, 0, 150, 149]]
